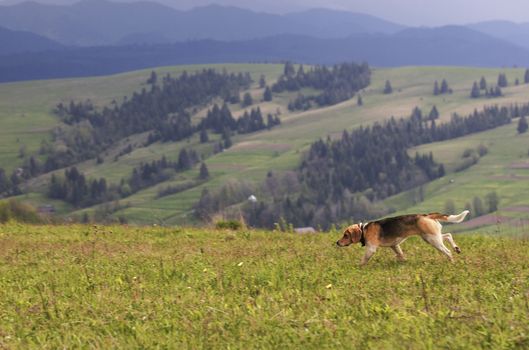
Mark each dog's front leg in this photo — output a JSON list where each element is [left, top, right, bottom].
[[360, 245, 377, 266]]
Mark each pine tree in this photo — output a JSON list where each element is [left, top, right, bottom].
[[147, 71, 157, 85], [357, 94, 363, 106], [525, 69, 529, 84], [470, 82, 480, 98], [199, 162, 209, 179], [518, 115, 528, 134], [494, 86, 502, 97], [428, 105, 439, 120], [177, 149, 191, 170], [438, 164, 445, 177], [222, 129, 232, 149], [242, 92, 253, 107], [440, 79, 449, 94], [383, 80, 393, 94], [485, 191, 499, 213], [259, 75, 266, 88], [473, 196, 485, 216], [479, 76, 487, 90], [283, 61, 295, 77], [433, 81, 440, 95], [200, 128, 209, 143], [263, 86, 272, 102], [497, 73, 508, 87]]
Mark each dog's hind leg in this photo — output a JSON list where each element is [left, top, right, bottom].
[[419, 218, 454, 261], [422, 233, 453, 261], [391, 244, 406, 261], [442, 233, 461, 254]]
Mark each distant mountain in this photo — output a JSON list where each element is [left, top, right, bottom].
[[1, 25, 528, 82], [468, 21, 529, 50], [0, 0, 404, 46], [0, 25, 63, 55]]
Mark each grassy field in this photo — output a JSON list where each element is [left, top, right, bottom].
[[0, 223, 528, 349], [3, 64, 529, 225]]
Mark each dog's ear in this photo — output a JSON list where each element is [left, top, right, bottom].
[[350, 224, 362, 244]]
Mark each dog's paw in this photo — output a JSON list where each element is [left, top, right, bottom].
[[454, 246, 461, 254]]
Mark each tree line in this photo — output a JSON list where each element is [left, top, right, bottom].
[[198, 103, 280, 135], [272, 62, 371, 111], [50, 69, 252, 170], [49, 167, 113, 207], [48, 148, 202, 207]]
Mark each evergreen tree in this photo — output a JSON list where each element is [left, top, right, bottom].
[[177, 149, 191, 170], [222, 129, 232, 149], [411, 106, 422, 121], [494, 86, 502, 97], [242, 92, 253, 107], [485, 191, 499, 213], [263, 86, 272, 102], [383, 80, 393, 94], [428, 105, 439, 120], [497, 73, 508, 87], [283, 61, 296, 77], [440, 79, 449, 94], [147, 71, 157, 85], [199, 162, 210, 179], [472, 196, 485, 216], [470, 82, 480, 98], [357, 94, 363, 106], [433, 81, 440, 95], [518, 115, 528, 134], [525, 69, 529, 84], [438, 164, 445, 177], [200, 128, 209, 143], [297, 64, 305, 76], [259, 74, 266, 88], [479, 76, 487, 90]]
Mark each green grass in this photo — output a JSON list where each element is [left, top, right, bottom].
[[4, 64, 529, 225], [0, 223, 528, 348]]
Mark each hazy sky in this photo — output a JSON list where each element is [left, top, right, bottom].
[[1, 0, 529, 26]]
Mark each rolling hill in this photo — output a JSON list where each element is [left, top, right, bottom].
[[2, 63, 529, 234]]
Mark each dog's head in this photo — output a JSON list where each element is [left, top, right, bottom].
[[336, 224, 362, 247]]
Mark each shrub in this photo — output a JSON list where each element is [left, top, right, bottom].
[[0, 200, 41, 224], [215, 220, 242, 230]]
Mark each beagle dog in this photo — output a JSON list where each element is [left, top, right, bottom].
[[336, 210, 469, 265]]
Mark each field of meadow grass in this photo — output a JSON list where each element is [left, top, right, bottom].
[[0, 223, 528, 349]]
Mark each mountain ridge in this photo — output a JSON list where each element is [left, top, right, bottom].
[[0, 0, 405, 45], [1, 25, 528, 82]]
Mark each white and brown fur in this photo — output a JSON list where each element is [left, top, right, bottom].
[[336, 210, 469, 265]]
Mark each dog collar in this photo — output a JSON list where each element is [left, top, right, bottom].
[[359, 222, 368, 247]]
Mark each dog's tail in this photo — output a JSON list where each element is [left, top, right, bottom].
[[428, 210, 470, 223]]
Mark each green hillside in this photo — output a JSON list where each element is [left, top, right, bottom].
[[2, 64, 529, 228]]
